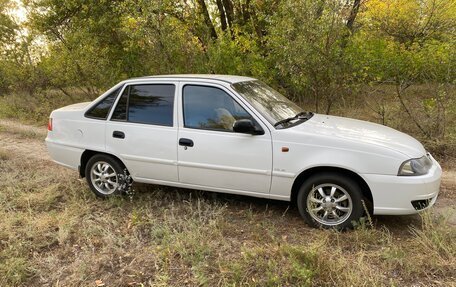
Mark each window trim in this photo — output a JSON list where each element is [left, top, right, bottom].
[[109, 83, 176, 127], [84, 85, 123, 120], [181, 84, 263, 134]]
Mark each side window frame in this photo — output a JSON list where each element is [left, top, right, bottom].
[[108, 82, 177, 127], [84, 85, 123, 120], [181, 83, 261, 133]]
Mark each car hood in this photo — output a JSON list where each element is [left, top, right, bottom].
[[292, 114, 425, 158]]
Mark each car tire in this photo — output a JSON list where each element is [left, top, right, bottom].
[[297, 172, 364, 229], [85, 154, 125, 198]]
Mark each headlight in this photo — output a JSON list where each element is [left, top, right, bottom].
[[398, 154, 433, 176]]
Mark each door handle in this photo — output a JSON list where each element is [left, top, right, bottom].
[[179, 138, 194, 147], [113, 131, 125, 139]]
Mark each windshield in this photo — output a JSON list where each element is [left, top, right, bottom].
[[232, 80, 305, 127]]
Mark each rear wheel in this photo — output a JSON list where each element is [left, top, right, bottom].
[[297, 173, 364, 229], [85, 154, 124, 198]]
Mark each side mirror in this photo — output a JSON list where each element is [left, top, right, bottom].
[[233, 119, 264, 135]]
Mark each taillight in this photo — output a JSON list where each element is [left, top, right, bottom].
[[48, 118, 53, 131]]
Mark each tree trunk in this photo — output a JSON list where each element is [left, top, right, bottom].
[[346, 0, 361, 32], [216, 0, 228, 32], [57, 86, 75, 101], [339, 0, 361, 50], [241, 0, 251, 24], [196, 0, 217, 39], [315, 0, 326, 19], [250, 7, 265, 42], [222, 0, 234, 33]]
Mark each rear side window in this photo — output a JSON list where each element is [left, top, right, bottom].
[[111, 86, 129, 121], [111, 84, 175, 126], [85, 87, 121, 119]]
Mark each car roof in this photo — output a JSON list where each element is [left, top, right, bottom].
[[129, 74, 256, 84]]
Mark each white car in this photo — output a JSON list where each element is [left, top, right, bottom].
[[46, 75, 442, 229]]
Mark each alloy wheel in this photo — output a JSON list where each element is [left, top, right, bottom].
[[306, 183, 353, 226], [90, 161, 119, 195]]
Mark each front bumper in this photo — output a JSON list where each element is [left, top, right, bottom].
[[362, 156, 442, 215]]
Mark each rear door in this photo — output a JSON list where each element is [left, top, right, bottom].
[[177, 82, 273, 195], [105, 81, 178, 182]]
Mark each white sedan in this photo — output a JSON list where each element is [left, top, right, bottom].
[[46, 75, 442, 229]]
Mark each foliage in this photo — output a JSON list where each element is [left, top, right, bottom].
[[348, 0, 456, 138], [0, 0, 19, 94], [0, 0, 455, 140], [268, 0, 359, 113]]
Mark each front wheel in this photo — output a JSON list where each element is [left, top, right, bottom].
[[297, 173, 364, 229]]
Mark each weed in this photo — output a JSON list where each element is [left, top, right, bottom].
[[0, 149, 9, 160]]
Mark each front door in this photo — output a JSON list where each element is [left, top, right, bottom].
[[177, 83, 272, 195]]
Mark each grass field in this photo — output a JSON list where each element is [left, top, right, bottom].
[[0, 120, 455, 286]]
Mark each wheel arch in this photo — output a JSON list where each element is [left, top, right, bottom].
[[290, 166, 373, 212], [79, 150, 126, 178]]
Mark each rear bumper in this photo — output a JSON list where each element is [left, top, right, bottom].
[[45, 138, 83, 170], [363, 156, 442, 215]]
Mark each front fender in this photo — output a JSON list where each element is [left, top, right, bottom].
[[268, 135, 407, 200]]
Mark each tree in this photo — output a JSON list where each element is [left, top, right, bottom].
[[0, 0, 19, 94], [268, 0, 363, 113], [350, 0, 456, 138]]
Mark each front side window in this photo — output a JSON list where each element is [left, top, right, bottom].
[[85, 87, 122, 119], [183, 85, 253, 132], [110, 84, 175, 126]]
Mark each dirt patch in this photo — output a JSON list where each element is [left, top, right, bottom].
[[0, 119, 48, 138], [441, 170, 456, 198], [0, 120, 50, 161]]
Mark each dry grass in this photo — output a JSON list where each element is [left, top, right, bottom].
[[0, 148, 9, 160], [0, 147, 455, 286]]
